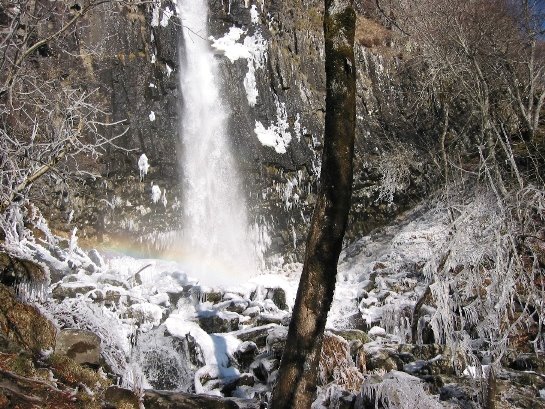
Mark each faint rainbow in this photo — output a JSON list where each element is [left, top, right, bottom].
[[92, 235, 255, 286]]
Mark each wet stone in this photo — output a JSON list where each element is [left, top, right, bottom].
[[51, 283, 96, 300], [198, 310, 240, 333], [234, 341, 259, 370], [56, 329, 101, 366]]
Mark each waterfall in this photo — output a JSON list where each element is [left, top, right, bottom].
[[178, 0, 257, 286]]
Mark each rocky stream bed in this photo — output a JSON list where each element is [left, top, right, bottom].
[[1, 205, 544, 408]]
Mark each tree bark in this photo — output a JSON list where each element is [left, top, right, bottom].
[[269, 1, 356, 408]]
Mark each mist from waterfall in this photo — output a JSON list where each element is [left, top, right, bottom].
[[178, 0, 257, 286]]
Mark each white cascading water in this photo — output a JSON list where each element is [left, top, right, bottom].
[[178, 0, 257, 287]]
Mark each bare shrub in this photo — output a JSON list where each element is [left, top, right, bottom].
[[319, 332, 364, 393]]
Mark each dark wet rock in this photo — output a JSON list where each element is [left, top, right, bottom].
[[250, 354, 280, 384], [221, 373, 256, 397], [61, 275, 80, 283], [198, 310, 240, 333], [242, 306, 261, 318], [234, 341, 259, 370], [266, 287, 287, 310], [321, 388, 357, 409], [396, 344, 456, 376], [55, 329, 101, 366], [505, 352, 545, 372], [507, 369, 545, 390], [0, 253, 48, 287], [212, 297, 250, 315], [167, 290, 188, 307], [398, 343, 449, 361], [224, 300, 251, 314], [438, 382, 482, 409], [143, 390, 261, 408], [193, 288, 223, 304]]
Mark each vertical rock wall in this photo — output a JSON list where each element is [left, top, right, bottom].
[[34, 0, 438, 261]]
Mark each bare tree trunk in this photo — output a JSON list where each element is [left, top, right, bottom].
[[485, 366, 496, 409], [269, 1, 356, 408]]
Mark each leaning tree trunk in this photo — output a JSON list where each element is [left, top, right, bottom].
[[269, 1, 356, 408]]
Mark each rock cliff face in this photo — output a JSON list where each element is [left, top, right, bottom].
[[35, 0, 438, 260]]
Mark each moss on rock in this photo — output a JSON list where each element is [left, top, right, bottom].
[[0, 284, 56, 354]]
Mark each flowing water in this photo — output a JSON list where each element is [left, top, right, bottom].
[[178, 0, 257, 286]]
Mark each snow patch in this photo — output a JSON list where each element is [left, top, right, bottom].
[[369, 326, 386, 337], [151, 185, 161, 204], [151, 5, 160, 27], [250, 5, 259, 24], [165, 314, 241, 371], [210, 27, 248, 62], [254, 100, 292, 153], [138, 154, 149, 181], [462, 365, 490, 379], [160, 6, 174, 27], [129, 303, 164, 331], [210, 26, 268, 106], [149, 111, 156, 122]]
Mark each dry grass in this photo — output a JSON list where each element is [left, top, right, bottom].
[[48, 354, 111, 390], [356, 16, 392, 48]]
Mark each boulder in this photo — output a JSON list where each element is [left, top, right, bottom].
[[234, 341, 259, 370], [87, 249, 105, 268], [104, 386, 140, 409], [51, 283, 96, 300], [266, 288, 287, 311], [364, 349, 398, 372], [143, 390, 261, 408], [241, 306, 261, 318], [265, 326, 288, 358], [256, 311, 290, 326], [93, 288, 123, 306], [221, 373, 256, 397], [231, 324, 278, 348], [198, 310, 240, 333], [225, 300, 251, 314], [97, 274, 127, 289], [250, 354, 280, 384], [55, 329, 101, 366]]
